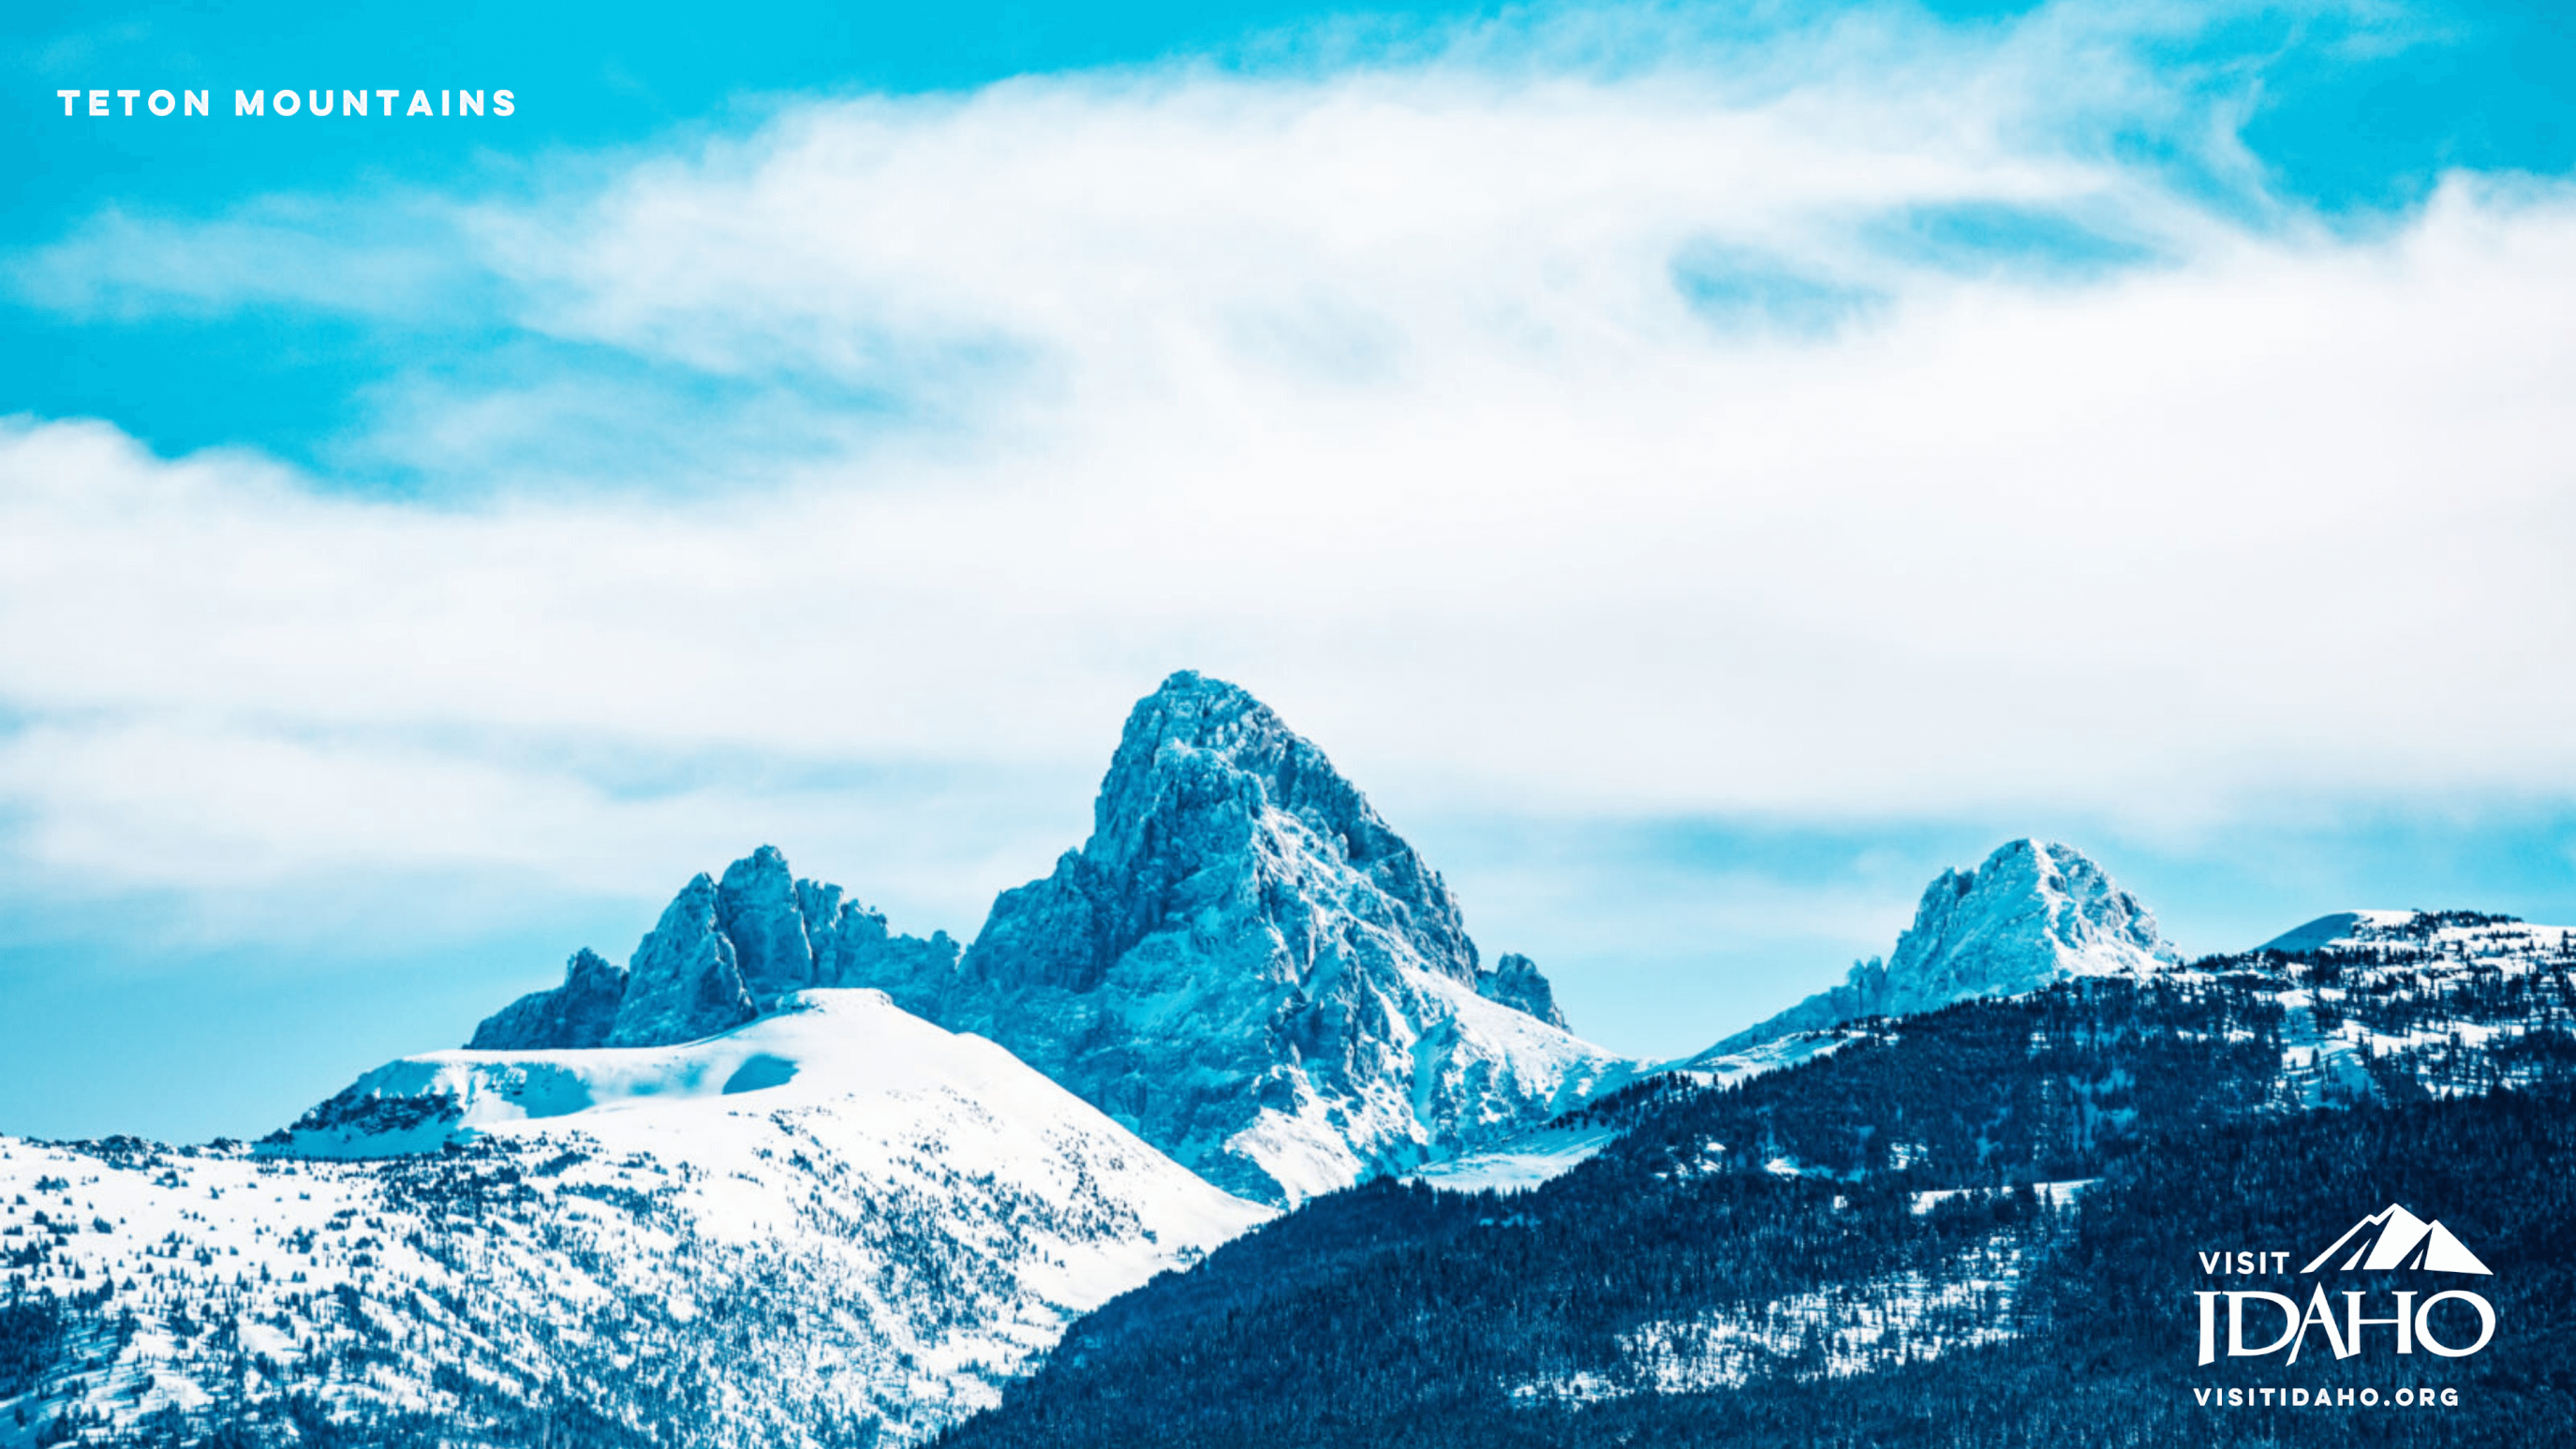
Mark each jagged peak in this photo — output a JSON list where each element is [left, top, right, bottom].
[[1058, 672, 1474, 981], [945, 673, 1623, 1200], [1957, 837, 2096, 892], [1117, 671, 1276, 758], [1691, 837, 2176, 1062], [720, 843, 793, 881], [1892, 836, 2178, 983], [1091, 673, 1407, 864], [1098, 673, 1313, 836], [468, 846, 957, 1053]]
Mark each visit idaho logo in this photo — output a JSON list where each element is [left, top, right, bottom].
[[2300, 1205, 2492, 1276], [2196, 1204, 2497, 1368]]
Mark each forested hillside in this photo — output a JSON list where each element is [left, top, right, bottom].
[[941, 967, 2576, 1448]]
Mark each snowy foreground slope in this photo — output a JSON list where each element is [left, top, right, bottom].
[[0, 991, 1267, 1448]]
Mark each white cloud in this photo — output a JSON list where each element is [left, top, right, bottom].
[[3, 5, 2573, 940]]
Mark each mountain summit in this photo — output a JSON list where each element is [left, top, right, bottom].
[[933, 672, 1631, 1202], [1695, 838, 2181, 1058]]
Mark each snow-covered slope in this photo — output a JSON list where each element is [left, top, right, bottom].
[[0, 990, 1267, 1447], [1693, 839, 2179, 1061], [923, 672, 1640, 1204]]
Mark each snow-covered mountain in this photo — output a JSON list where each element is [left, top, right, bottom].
[[457, 674, 1633, 1205], [919, 672, 1638, 1204], [0, 991, 1266, 1447], [1691, 838, 2180, 1061]]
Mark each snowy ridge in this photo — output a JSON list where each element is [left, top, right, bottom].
[[1, 991, 1267, 1447]]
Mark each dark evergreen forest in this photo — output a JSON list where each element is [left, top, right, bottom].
[[940, 976, 2576, 1448]]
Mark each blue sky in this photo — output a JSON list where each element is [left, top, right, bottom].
[[5, 0, 2575, 1141]]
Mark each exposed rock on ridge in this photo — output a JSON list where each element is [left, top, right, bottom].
[[466, 846, 960, 1051], [1693, 838, 2180, 1060], [610, 872, 758, 1047], [1478, 952, 1569, 1029], [466, 948, 627, 1051]]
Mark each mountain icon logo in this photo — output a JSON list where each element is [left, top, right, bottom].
[[2301, 1204, 2493, 1276]]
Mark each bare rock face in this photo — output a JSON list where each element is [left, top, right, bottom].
[[1885, 838, 2178, 1005], [465, 847, 960, 1053], [1693, 838, 2181, 1060], [466, 949, 628, 1051], [609, 873, 758, 1047], [717, 846, 818, 999], [933, 672, 1629, 1204], [1477, 953, 1569, 1030]]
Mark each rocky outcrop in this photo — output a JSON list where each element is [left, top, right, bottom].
[[716, 847, 818, 999], [465, 847, 960, 1052], [609, 873, 759, 1046], [466, 949, 629, 1051], [1476, 953, 1568, 1030]]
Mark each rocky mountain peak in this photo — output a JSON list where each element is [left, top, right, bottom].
[[607, 872, 751, 1047], [466, 948, 627, 1051], [1691, 838, 2179, 1060], [940, 672, 1623, 1202], [1889, 838, 2180, 1007], [718, 843, 819, 998], [1477, 953, 1569, 1030], [1066, 670, 1479, 986]]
